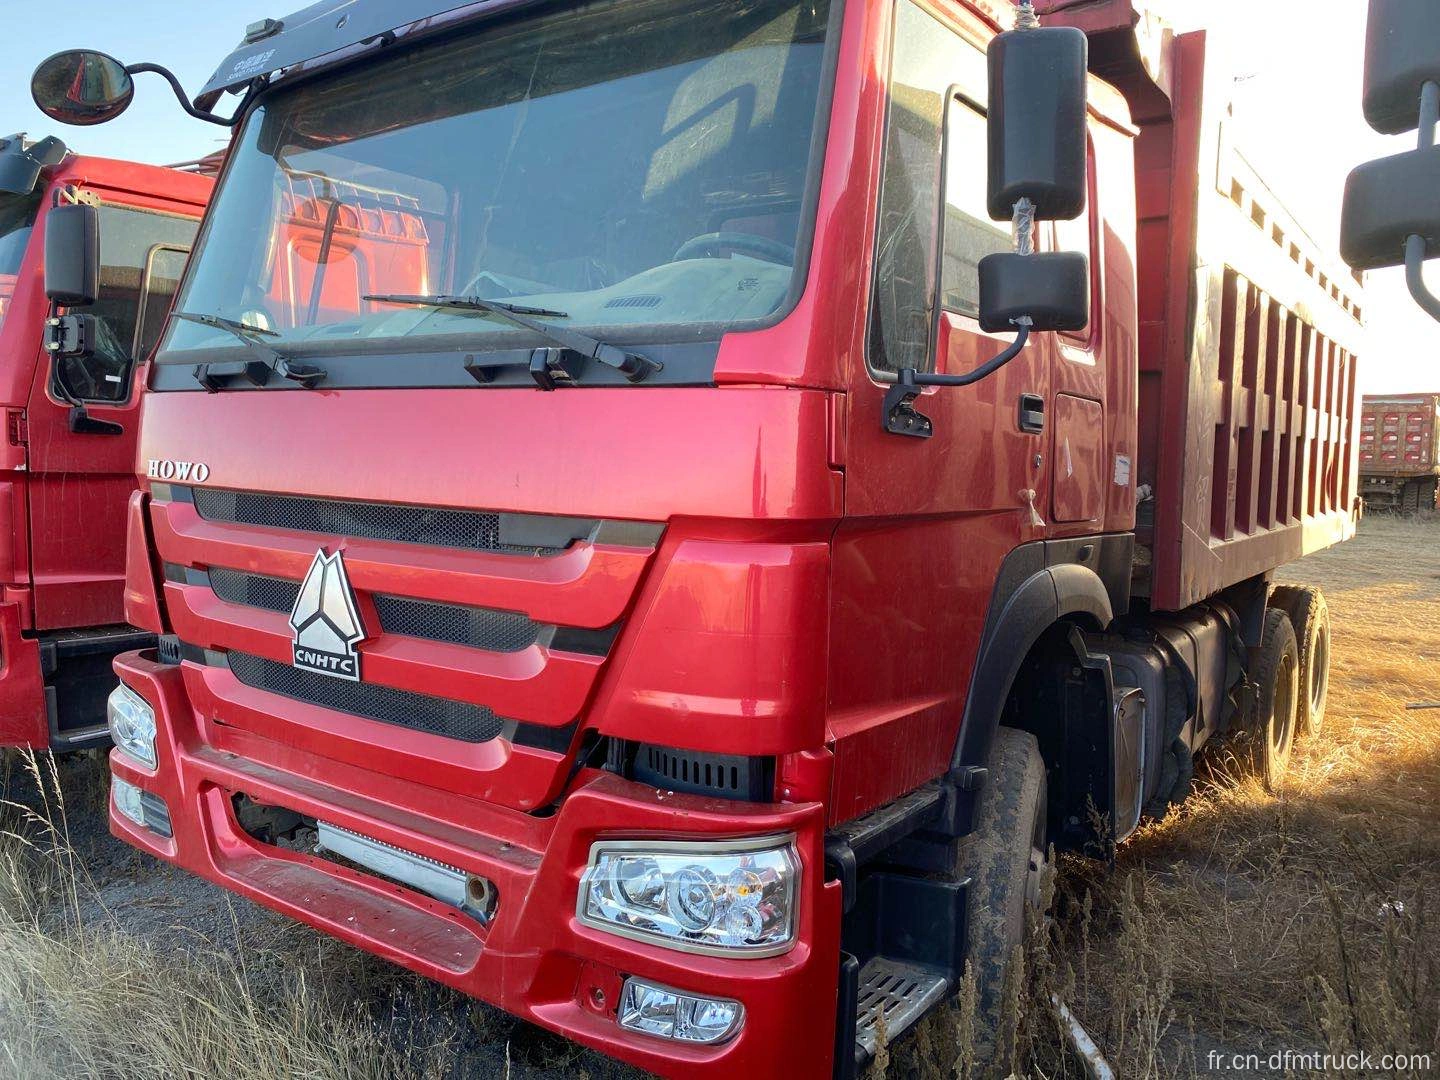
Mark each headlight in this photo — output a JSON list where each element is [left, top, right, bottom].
[[577, 836, 798, 956], [107, 684, 156, 768]]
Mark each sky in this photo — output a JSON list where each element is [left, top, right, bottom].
[[0, 0, 1436, 394]]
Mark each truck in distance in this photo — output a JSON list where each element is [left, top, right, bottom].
[[0, 134, 208, 748], [1359, 392, 1440, 511], [32, 0, 1360, 1075]]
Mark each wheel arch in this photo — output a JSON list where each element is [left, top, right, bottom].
[[950, 542, 1124, 776]]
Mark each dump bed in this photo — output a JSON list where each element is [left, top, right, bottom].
[[1042, 0, 1364, 611], [1360, 393, 1440, 477]]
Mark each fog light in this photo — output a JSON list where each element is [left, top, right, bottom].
[[618, 978, 743, 1045], [111, 777, 172, 838], [107, 684, 156, 768]]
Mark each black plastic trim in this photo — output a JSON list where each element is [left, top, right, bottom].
[[950, 534, 1131, 776]]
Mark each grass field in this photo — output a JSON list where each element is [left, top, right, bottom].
[[0, 515, 1435, 1078]]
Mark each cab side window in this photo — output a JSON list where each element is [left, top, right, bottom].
[[940, 95, 1011, 318], [54, 204, 197, 403], [867, 0, 989, 374]]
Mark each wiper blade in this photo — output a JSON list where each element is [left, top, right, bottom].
[[364, 293, 661, 383], [171, 311, 327, 390]]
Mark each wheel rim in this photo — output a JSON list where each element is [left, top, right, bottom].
[[1272, 652, 1297, 755], [1025, 799, 1048, 910], [1309, 624, 1329, 714]]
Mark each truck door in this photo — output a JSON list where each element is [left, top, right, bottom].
[[24, 196, 197, 629], [1045, 145, 1109, 536]]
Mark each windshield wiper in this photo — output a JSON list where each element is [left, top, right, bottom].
[[171, 311, 327, 390], [364, 293, 661, 383]]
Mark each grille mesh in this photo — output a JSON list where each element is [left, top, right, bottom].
[[209, 568, 298, 613], [192, 489, 560, 554], [208, 568, 543, 652], [372, 594, 541, 652], [227, 652, 507, 744]]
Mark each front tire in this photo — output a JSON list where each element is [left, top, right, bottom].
[[954, 726, 1049, 1054]]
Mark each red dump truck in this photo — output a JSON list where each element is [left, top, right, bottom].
[[32, 0, 1360, 1074], [0, 134, 208, 747], [1360, 393, 1440, 510]]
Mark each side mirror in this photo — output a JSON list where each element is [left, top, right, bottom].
[[31, 51, 135, 127], [987, 25, 1089, 221], [1340, 147, 1440, 270], [978, 252, 1089, 334], [1362, 0, 1440, 134], [45, 203, 100, 306]]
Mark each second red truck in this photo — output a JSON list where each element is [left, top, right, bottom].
[[0, 134, 208, 746]]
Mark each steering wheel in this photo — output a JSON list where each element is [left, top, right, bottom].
[[672, 231, 795, 266]]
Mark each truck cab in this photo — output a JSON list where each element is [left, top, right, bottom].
[[30, 1, 1360, 1075], [0, 135, 209, 746]]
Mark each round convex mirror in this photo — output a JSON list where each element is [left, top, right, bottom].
[[31, 50, 135, 127]]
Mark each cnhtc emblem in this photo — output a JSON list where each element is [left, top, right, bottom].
[[289, 549, 366, 681]]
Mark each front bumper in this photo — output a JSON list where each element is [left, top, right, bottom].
[[111, 649, 844, 1078]]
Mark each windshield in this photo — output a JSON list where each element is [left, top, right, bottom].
[[158, 0, 834, 375], [0, 192, 41, 333]]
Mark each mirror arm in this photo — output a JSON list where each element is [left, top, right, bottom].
[[124, 62, 239, 127], [883, 319, 1032, 438], [1403, 81, 1440, 322]]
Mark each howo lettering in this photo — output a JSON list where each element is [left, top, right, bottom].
[[35, 1, 1366, 1075], [0, 133, 209, 749]]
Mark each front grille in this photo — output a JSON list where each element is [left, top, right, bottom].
[[207, 568, 543, 653], [191, 488, 589, 554], [227, 652, 507, 744]]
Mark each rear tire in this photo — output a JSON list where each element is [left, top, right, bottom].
[[1244, 609, 1299, 790], [1269, 585, 1330, 737], [954, 727, 1049, 1055]]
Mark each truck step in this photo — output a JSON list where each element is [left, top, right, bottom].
[[854, 957, 950, 1058]]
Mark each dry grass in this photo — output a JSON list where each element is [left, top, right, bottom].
[[0, 754, 462, 1080]]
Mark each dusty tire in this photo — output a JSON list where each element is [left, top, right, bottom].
[[1269, 585, 1330, 737], [954, 727, 1049, 1053], [1244, 609, 1300, 790]]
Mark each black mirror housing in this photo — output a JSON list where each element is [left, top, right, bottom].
[[987, 26, 1088, 222], [44, 203, 100, 306], [978, 251, 1089, 334], [1362, 0, 1440, 134], [1340, 147, 1440, 270]]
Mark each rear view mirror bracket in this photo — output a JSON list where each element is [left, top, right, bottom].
[[883, 320, 1033, 438], [1405, 81, 1440, 321]]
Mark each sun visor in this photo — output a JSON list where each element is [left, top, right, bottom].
[[196, 0, 536, 110], [0, 134, 66, 196]]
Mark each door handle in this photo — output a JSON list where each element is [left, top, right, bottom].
[[1018, 393, 1045, 434]]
